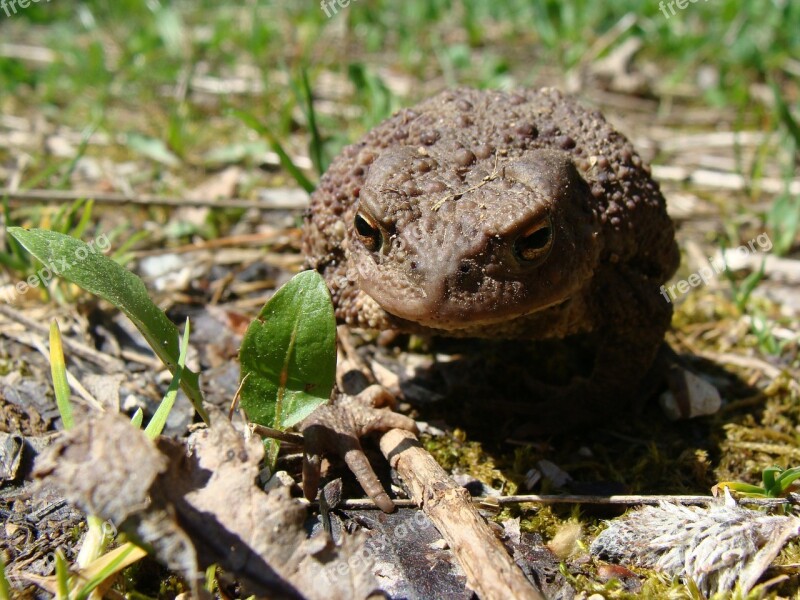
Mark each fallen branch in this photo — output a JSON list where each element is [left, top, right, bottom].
[[0, 187, 308, 210], [378, 428, 544, 600], [300, 493, 791, 511]]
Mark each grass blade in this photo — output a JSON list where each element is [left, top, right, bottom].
[[233, 110, 316, 193], [49, 320, 75, 430], [130, 407, 144, 428], [73, 543, 146, 600], [55, 551, 69, 600], [144, 318, 190, 439], [0, 557, 11, 600]]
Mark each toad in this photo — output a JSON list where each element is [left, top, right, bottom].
[[301, 88, 679, 511]]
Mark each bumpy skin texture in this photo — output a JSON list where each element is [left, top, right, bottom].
[[301, 88, 679, 508]]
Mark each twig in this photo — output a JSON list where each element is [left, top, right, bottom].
[[0, 304, 123, 372], [472, 493, 790, 508], [651, 165, 800, 196], [0, 187, 309, 210], [133, 231, 294, 258], [695, 349, 799, 391], [250, 423, 305, 446], [432, 153, 501, 211], [379, 428, 545, 600], [726, 441, 800, 461], [301, 493, 790, 511]]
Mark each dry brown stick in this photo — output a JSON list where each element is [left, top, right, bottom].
[[0, 303, 123, 371], [133, 231, 294, 257], [251, 423, 305, 446], [303, 493, 790, 511], [379, 428, 544, 600], [650, 165, 800, 195], [0, 188, 308, 210]]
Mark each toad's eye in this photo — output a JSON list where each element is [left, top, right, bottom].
[[354, 212, 383, 252], [514, 218, 553, 263]]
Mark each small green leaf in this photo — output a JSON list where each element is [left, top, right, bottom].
[[130, 408, 144, 428], [762, 465, 780, 492], [7, 228, 208, 423], [773, 466, 800, 496], [125, 133, 180, 167], [0, 556, 11, 600], [202, 141, 270, 166], [204, 564, 218, 593], [73, 543, 144, 600], [239, 270, 336, 429], [49, 321, 74, 430], [716, 481, 766, 496], [144, 318, 190, 439], [55, 550, 69, 600]]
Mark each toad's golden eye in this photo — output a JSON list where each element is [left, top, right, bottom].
[[354, 212, 383, 252], [514, 217, 553, 263]]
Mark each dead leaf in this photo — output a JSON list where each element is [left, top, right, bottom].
[[33, 412, 168, 524], [34, 411, 380, 599]]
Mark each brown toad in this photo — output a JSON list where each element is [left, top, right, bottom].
[[301, 88, 679, 510]]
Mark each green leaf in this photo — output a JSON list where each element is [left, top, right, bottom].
[[49, 321, 74, 430], [130, 408, 144, 428], [716, 481, 766, 496], [55, 550, 69, 600], [202, 141, 270, 166], [0, 556, 11, 600], [125, 133, 181, 167], [73, 543, 145, 600], [2, 195, 28, 271], [762, 465, 780, 494], [7, 228, 208, 423], [239, 270, 336, 429], [773, 466, 800, 496], [771, 80, 800, 149], [737, 257, 766, 310], [144, 318, 190, 439], [149, 4, 186, 58]]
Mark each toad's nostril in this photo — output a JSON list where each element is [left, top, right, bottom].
[[450, 259, 482, 293]]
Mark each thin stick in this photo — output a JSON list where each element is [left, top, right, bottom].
[[0, 188, 308, 210], [303, 493, 790, 511], [379, 428, 545, 600], [0, 304, 123, 371], [251, 423, 305, 446]]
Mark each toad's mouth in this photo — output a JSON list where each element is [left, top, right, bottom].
[[373, 291, 573, 331]]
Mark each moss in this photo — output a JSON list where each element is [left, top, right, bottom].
[[421, 430, 518, 494]]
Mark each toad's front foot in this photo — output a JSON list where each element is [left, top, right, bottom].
[[300, 385, 418, 512]]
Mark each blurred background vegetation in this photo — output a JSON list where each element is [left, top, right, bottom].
[[1, 0, 797, 185]]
